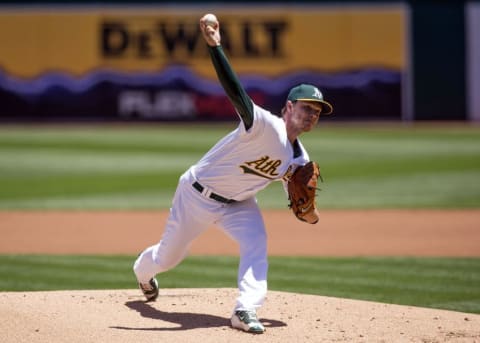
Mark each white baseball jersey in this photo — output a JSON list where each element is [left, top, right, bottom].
[[191, 103, 310, 201]]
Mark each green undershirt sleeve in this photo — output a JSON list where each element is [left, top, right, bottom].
[[208, 45, 254, 130]]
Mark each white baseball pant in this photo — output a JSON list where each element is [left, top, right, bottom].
[[133, 168, 268, 311]]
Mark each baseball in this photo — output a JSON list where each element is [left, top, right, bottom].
[[203, 13, 218, 28]]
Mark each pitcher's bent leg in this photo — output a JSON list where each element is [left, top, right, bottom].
[[133, 173, 217, 284], [133, 212, 193, 283]]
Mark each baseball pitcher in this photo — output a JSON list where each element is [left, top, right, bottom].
[[133, 13, 333, 334]]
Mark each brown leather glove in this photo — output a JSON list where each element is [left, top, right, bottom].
[[287, 161, 322, 224]]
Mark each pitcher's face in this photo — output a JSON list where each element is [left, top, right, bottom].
[[292, 101, 321, 132]]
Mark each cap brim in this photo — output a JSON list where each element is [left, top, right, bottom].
[[296, 99, 333, 115]]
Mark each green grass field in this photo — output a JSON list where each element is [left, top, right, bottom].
[[0, 123, 479, 209], [1, 123, 479, 314], [1, 255, 479, 314]]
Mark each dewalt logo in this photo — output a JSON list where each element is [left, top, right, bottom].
[[100, 16, 289, 61]]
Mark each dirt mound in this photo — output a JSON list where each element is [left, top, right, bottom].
[[2, 288, 479, 343]]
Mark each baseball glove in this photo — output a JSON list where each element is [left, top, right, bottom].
[[287, 161, 322, 224]]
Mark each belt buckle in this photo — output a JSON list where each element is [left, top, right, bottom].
[[193, 181, 234, 204], [202, 188, 212, 198]]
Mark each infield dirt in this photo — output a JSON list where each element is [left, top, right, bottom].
[[1, 209, 479, 256]]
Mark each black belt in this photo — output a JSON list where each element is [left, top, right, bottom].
[[192, 181, 236, 204]]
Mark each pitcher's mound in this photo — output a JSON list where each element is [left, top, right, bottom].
[[2, 288, 479, 343]]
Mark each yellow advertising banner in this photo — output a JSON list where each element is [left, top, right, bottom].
[[0, 6, 406, 78], [0, 5, 407, 121]]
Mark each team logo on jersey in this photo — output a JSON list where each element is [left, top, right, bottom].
[[240, 155, 282, 180]]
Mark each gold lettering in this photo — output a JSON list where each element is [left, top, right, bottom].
[[262, 160, 281, 176], [242, 156, 281, 178], [258, 159, 274, 172], [245, 156, 269, 168]]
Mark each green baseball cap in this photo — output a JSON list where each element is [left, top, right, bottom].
[[287, 84, 333, 115]]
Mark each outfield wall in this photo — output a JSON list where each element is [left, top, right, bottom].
[[0, 1, 476, 122], [0, 4, 407, 122]]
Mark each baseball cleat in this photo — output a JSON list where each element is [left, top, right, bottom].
[[138, 277, 159, 302], [231, 310, 265, 334]]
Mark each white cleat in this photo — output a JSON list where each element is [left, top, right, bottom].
[[231, 310, 265, 334]]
